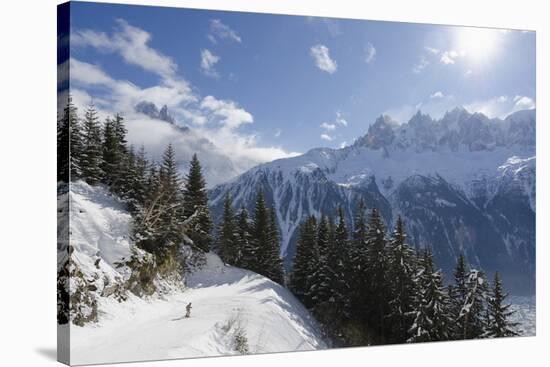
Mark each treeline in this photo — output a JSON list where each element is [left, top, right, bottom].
[[289, 199, 519, 346], [57, 97, 212, 261], [216, 193, 284, 284]]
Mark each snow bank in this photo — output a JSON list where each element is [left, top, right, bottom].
[[68, 181, 134, 284]]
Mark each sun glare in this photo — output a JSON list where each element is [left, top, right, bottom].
[[454, 27, 504, 66]]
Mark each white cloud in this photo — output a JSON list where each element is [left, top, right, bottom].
[[335, 111, 348, 126], [320, 122, 336, 131], [465, 95, 536, 118], [72, 19, 194, 102], [430, 91, 444, 99], [339, 141, 348, 149], [73, 19, 178, 79], [319, 112, 348, 136], [513, 95, 536, 110], [200, 95, 253, 129], [209, 19, 241, 43], [412, 56, 429, 74], [310, 44, 337, 74], [274, 129, 282, 138], [200, 49, 220, 78], [365, 42, 376, 63], [70, 58, 115, 86], [425, 46, 440, 55], [440, 50, 460, 65]]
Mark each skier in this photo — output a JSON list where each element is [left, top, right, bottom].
[[185, 302, 192, 318]]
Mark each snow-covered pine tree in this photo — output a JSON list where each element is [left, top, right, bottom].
[[58, 95, 82, 181], [126, 145, 149, 211], [118, 145, 137, 201], [249, 189, 270, 275], [348, 198, 369, 323], [386, 216, 417, 343], [101, 116, 123, 188], [113, 113, 128, 154], [449, 253, 468, 339], [265, 207, 284, 284], [158, 144, 186, 251], [485, 272, 519, 338], [132, 144, 184, 256], [459, 269, 489, 339], [324, 207, 352, 339], [364, 208, 390, 343], [80, 104, 103, 185], [182, 154, 212, 253], [235, 206, 253, 269], [248, 190, 283, 283], [289, 216, 318, 309], [217, 193, 239, 266], [408, 249, 453, 343], [408, 250, 433, 343], [309, 215, 335, 316]]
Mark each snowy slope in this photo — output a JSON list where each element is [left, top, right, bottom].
[[67, 181, 134, 286], [70, 253, 326, 365], [63, 182, 325, 365]]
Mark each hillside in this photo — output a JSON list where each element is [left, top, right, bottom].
[[60, 182, 326, 365]]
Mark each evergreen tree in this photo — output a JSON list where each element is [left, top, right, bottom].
[[459, 269, 488, 339], [364, 208, 390, 343], [57, 95, 82, 181], [101, 116, 123, 188], [485, 272, 519, 338], [127, 145, 149, 210], [386, 216, 417, 343], [132, 144, 184, 256], [309, 216, 335, 320], [408, 249, 452, 342], [449, 253, 469, 339], [183, 154, 212, 252], [407, 250, 433, 343], [235, 206, 254, 269], [324, 207, 352, 339], [290, 216, 319, 309], [249, 189, 270, 275], [265, 207, 284, 284], [218, 194, 239, 265], [348, 198, 369, 323], [157, 144, 185, 251], [80, 104, 103, 185]]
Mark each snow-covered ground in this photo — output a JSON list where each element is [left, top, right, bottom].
[[70, 253, 326, 365], [509, 295, 536, 337], [65, 182, 325, 365]]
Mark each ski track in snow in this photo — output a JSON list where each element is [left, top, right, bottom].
[[70, 254, 326, 365]]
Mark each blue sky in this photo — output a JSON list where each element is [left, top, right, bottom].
[[65, 1, 536, 162]]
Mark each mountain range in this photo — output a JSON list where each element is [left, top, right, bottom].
[[208, 107, 536, 294]]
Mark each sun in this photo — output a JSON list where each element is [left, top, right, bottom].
[[454, 27, 504, 66]]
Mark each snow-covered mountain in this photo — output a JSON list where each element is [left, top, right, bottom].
[[135, 101, 177, 125], [59, 182, 326, 365], [209, 108, 536, 294]]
